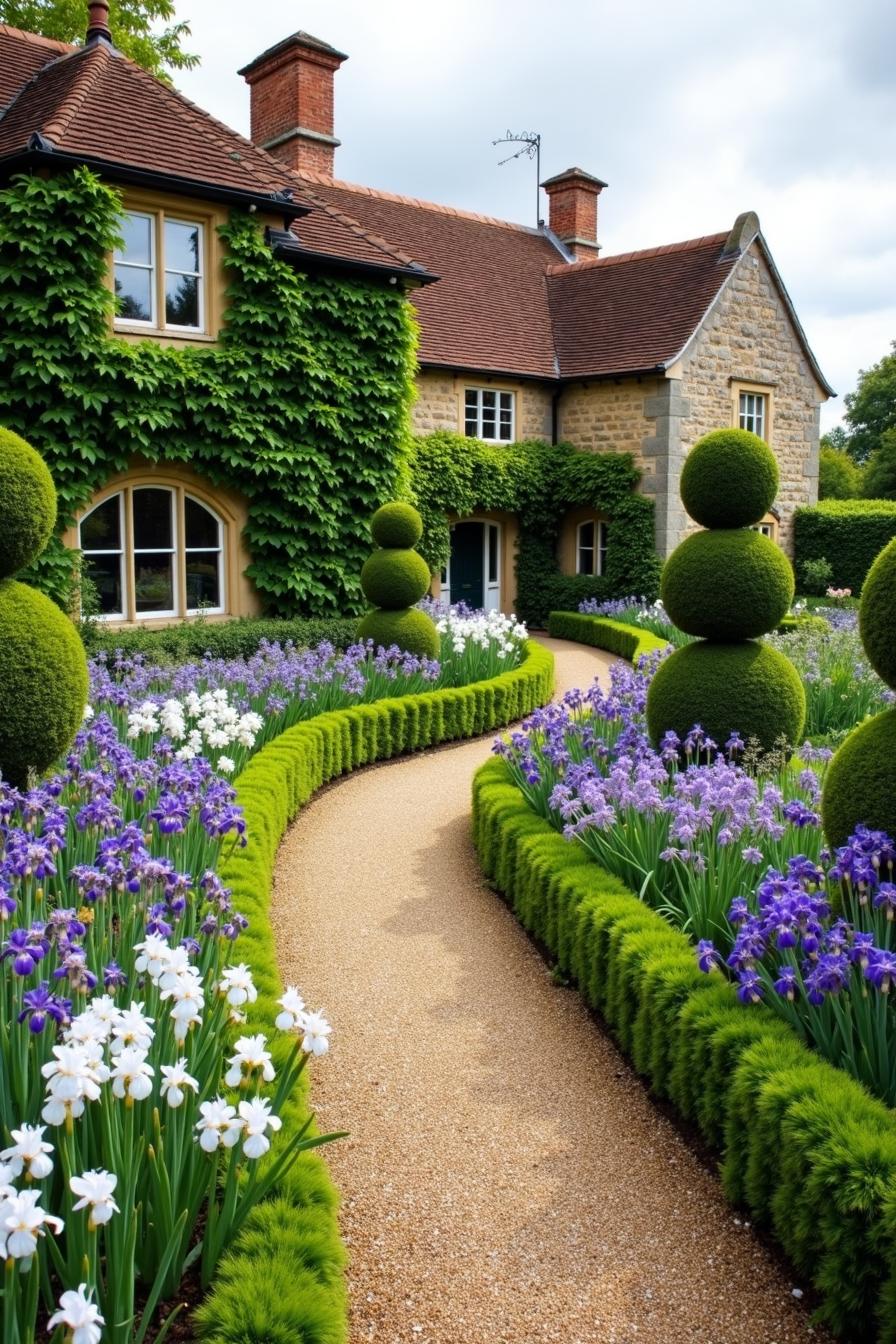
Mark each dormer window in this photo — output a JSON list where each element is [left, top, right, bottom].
[[114, 210, 205, 333]]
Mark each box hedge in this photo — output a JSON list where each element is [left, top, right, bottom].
[[546, 611, 670, 661], [80, 615, 360, 663], [471, 755, 896, 1341], [194, 640, 554, 1342], [794, 500, 896, 593]]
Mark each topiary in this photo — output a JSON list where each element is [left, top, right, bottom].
[[680, 429, 779, 529], [661, 529, 794, 640], [358, 501, 439, 659], [858, 536, 896, 687], [0, 425, 57, 578]]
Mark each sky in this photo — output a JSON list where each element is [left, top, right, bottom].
[[173, 0, 896, 430]]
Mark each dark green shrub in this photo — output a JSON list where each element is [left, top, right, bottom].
[[359, 548, 431, 610], [680, 429, 778, 528], [661, 529, 794, 639], [0, 426, 56, 577], [822, 709, 896, 847], [0, 579, 88, 786], [370, 501, 423, 549], [799, 556, 834, 596], [646, 640, 805, 751], [80, 616, 360, 662], [357, 607, 440, 659], [858, 537, 896, 686], [794, 500, 896, 593]]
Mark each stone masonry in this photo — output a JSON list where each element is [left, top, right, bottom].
[[412, 371, 552, 440]]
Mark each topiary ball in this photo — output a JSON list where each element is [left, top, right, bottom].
[[646, 639, 805, 754], [371, 501, 423, 550], [821, 709, 896, 848], [361, 547, 431, 610], [680, 429, 778, 529], [661, 528, 794, 640], [0, 579, 88, 788], [357, 606, 440, 660], [0, 427, 57, 577], [858, 536, 896, 689]]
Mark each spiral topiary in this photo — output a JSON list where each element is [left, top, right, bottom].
[[0, 429, 88, 787], [358, 502, 439, 659], [822, 534, 896, 845], [647, 427, 804, 754]]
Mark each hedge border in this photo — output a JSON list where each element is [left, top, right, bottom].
[[193, 639, 555, 1342], [547, 610, 670, 661], [471, 755, 896, 1341], [794, 500, 896, 594]]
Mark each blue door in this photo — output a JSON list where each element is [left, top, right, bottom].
[[449, 521, 484, 609]]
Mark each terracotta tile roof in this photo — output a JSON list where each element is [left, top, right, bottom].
[[0, 25, 72, 110], [547, 233, 738, 378]]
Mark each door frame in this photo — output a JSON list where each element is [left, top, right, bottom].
[[441, 518, 501, 612]]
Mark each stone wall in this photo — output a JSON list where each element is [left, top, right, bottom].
[[675, 242, 823, 554], [411, 370, 553, 440], [557, 377, 660, 481]]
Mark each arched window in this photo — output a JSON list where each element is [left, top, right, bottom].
[[79, 485, 225, 621]]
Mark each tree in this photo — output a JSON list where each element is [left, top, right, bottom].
[[844, 340, 896, 465], [819, 445, 862, 499], [820, 425, 851, 453], [863, 428, 896, 500], [0, 1, 197, 80]]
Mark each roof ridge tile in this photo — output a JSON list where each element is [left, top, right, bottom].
[[545, 231, 729, 274], [293, 169, 542, 234]]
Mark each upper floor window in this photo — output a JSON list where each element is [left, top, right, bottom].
[[739, 391, 767, 439], [465, 389, 514, 441], [79, 485, 224, 622], [576, 519, 608, 576], [114, 211, 205, 333]]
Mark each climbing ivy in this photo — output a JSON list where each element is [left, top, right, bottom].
[[0, 168, 418, 615]]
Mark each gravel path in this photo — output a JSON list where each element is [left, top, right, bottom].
[[273, 637, 822, 1344]]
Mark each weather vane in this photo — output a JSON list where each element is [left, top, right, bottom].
[[492, 130, 542, 226]]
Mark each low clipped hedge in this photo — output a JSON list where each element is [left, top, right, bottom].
[[80, 615, 360, 662], [794, 500, 896, 593], [547, 610, 670, 661], [472, 756, 896, 1341], [195, 640, 554, 1342]]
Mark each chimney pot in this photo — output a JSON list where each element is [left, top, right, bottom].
[[541, 167, 607, 261], [239, 31, 348, 179], [85, 0, 111, 44]]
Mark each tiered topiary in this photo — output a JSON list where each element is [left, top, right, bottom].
[[822, 536, 896, 845], [357, 502, 440, 658], [0, 426, 88, 788], [646, 428, 805, 753]]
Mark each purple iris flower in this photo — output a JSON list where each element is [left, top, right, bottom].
[[736, 968, 763, 1004], [1, 928, 46, 976], [773, 965, 798, 999], [865, 948, 896, 993], [18, 982, 71, 1032], [696, 939, 718, 973], [103, 961, 128, 989]]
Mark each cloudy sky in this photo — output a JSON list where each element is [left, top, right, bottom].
[[173, 0, 896, 429]]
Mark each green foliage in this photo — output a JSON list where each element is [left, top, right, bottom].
[[819, 445, 863, 499], [844, 339, 896, 465], [472, 755, 896, 1340], [859, 537, 896, 686], [679, 429, 778, 528], [646, 640, 806, 752], [0, 169, 419, 617], [357, 606, 440, 659], [546, 611, 670, 661], [821, 709, 896, 848], [794, 500, 896, 593], [0, 425, 56, 576], [0, 1, 199, 79], [370, 501, 423, 549], [360, 547, 431, 609], [80, 615, 360, 661], [661, 529, 794, 640], [799, 556, 834, 596], [0, 578, 88, 786], [862, 428, 896, 500], [407, 431, 661, 626]]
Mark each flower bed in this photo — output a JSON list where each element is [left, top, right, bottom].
[[546, 610, 669, 662], [766, 618, 892, 740]]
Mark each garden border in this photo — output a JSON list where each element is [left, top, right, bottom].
[[193, 639, 555, 1342], [547, 610, 670, 661], [470, 760, 896, 1341]]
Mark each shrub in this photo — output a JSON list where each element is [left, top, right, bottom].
[[799, 556, 834, 595], [679, 429, 778, 528], [819, 445, 863, 500], [79, 615, 361, 662], [821, 709, 896, 847], [358, 502, 438, 657], [0, 579, 89, 787], [794, 500, 896, 593], [357, 606, 441, 659], [0, 426, 57, 577], [661, 529, 794, 639], [646, 640, 806, 752], [858, 537, 896, 687], [546, 611, 670, 661], [862, 428, 896, 501], [370, 501, 423, 549], [359, 547, 431, 609]]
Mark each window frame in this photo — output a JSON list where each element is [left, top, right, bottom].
[[114, 207, 207, 337], [463, 387, 515, 442], [731, 380, 774, 443], [575, 518, 608, 577]]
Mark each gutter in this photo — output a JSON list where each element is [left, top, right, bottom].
[[267, 228, 438, 287]]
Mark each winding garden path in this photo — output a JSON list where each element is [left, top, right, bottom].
[[273, 637, 822, 1344]]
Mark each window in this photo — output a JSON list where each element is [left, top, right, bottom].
[[576, 520, 608, 576], [114, 210, 205, 332], [80, 485, 225, 622], [739, 391, 767, 439], [751, 517, 778, 541], [464, 389, 514, 441]]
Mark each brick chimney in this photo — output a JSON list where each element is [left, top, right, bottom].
[[239, 32, 347, 179], [541, 167, 607, 260]]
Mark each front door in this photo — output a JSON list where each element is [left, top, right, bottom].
[[450, 521, 484, 609]]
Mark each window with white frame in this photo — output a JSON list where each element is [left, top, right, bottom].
[[79, 485, 225, 621], [464, 388, 515, 441], [751, 519, 777, 540], [576, 519, 608, 576], [114, 210, 205, 332], [738, 391, 767, 439]]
